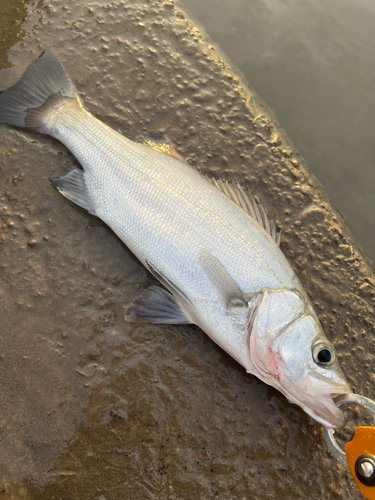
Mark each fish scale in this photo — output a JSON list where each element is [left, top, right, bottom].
[[48, 104, 297, 299]]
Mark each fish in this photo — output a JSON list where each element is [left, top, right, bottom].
[[0, 50, 350, 429]]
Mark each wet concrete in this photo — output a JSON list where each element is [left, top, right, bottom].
[[0, 0, 374, 498]]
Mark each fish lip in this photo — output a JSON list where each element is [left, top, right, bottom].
[[303, 392, 349, 429], [299, 375, 351, 427], [302, 375, 352, 428]]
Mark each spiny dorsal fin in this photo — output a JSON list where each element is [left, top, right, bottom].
[[207, 178, 281, 246], [140, 134, 282, 246], [140, 132, 190, 165]]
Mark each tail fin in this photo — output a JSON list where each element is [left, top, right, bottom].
[[0, 50, 78, 131]]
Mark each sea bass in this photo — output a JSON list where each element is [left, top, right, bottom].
[[0, 51, 350, 428]]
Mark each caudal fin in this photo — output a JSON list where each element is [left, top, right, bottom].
[[0, 50, 78, 131]]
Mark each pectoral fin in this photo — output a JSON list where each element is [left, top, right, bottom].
[[125, 285, 192, 324], [199, 250, 247, 309]]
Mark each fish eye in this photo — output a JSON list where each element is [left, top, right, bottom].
[[312, 341, 336, 367]]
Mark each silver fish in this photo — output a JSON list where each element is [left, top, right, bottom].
[[0, 51, 350, 428]]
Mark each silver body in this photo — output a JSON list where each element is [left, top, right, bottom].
[[47, 103, 301, 368]]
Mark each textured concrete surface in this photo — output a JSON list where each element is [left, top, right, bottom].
[[0, 0, 374, 499]]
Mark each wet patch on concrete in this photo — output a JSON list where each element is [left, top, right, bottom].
[[0, 0, 374, 498]]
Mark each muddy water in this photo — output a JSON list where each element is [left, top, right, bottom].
[[0, 1, 374, 499]]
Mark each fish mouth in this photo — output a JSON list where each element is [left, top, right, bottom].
[[253, 366, 350, 428], [301, 392, 350, 429], [272, 374, 351, 429], [249, 356, 351, 428]]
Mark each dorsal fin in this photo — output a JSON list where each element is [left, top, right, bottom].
[[140, 132, 190, 165], [140, 135, 281, 246], [207, 178, 281, 246]]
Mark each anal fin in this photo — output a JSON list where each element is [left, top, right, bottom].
[[50, 168, 96, 215], [125, 285, 192, 324]]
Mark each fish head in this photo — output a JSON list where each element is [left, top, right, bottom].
[[247, 289, 350, 429]]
